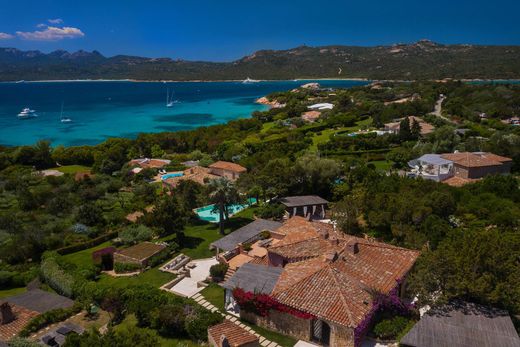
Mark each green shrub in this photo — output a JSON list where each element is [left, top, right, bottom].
[[114, 262, 142, 274], [56, 231, 118, 255], [242, 242, 252, 251], [118, 225, 153, 245], [373, 316, 410, 340], [256, 203, 286, 219], [259, 230, 271, 240], [184, 308, 223, 342], [147, 244, 177, 268], [151, 303, 186, 337], [209, 263, 228, 282], [7, 337, 41, 347], [19, 304, 82, 337]]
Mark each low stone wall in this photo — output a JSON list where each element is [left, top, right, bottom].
[[240, 309, 311, 342]]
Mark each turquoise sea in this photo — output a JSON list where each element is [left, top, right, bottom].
[[0, 80, 368, 147]]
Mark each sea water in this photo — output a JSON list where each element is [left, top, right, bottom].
[[0, 80, 368, 146]]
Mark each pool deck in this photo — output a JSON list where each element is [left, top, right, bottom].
[[169, 258, 218, 298]]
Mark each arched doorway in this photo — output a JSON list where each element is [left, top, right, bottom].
[[312, 319, 331, 346]]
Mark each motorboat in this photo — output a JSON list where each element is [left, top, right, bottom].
[[17, 108, 38, 119]]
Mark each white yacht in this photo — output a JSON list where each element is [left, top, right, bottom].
[[17, 108, 38, 119], [242, 77, 259, 84]]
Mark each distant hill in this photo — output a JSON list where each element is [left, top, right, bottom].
[[1, 40, 520, 81]]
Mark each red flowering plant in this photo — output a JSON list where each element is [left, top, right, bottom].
[[232, 288, 314, 319]]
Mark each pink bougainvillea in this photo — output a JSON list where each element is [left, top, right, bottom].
[[232, 288, 314, 320], [353, 279, 414, 347]]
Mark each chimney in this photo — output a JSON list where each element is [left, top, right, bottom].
[[319, 230, 329, 239], [324, 251, 338, 262], [345, 241, 359, 255], [0, 301, 15, 325]]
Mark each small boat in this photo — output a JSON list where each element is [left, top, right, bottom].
[[59, 102, 72, 123], [166, 87, 179, 107], [242, 77, 259, 84], [17, 108, 38, 119]]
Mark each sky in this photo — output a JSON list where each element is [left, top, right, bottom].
[[0, 0, 519, 61]]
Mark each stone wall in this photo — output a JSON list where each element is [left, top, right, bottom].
[[330, 323, 355, 347], [240, 310, 311, 342]]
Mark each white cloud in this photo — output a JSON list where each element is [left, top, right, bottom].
[[16, 26, 85, 41], [0, 32, 14, 39], [36, 23, 47, 28], [48, 18, 63, 24]]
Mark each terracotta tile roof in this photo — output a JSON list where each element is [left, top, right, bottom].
[[301, 110, 322, 122], [441, 152, 512, 168], [270, 217, 353, 260], [443, 176, 479, 187], [208, 320, 259, 347], [164, 166, 220, 186], [267, 218, 420, 328], [129, 158, 171, 169], [384, 116, 434, 135], [209, 161, 247, 173], [0, 303, 39, 341]]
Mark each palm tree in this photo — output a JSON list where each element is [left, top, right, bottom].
[[208, 177, 239, 235]]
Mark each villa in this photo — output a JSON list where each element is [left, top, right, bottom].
[[163, 161, 247, 188], [217, 216, 420, 347], [301, 110, 322, 123], [408, 152, 512, 186], [384, 116, 434, 135], [308, 103, 334, 111], [129, 158, 171, 169], [279, 195, 329, 219], [208, 161, 247, 181]]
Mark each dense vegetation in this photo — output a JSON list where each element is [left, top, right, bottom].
[[2, 40, 520, 81], [0, 81, 519, 343]]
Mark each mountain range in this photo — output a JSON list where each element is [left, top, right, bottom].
[[1, 40, 519, 81]]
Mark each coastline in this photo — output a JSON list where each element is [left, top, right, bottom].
[[3, 77, 371, 83], [3, 77, 520, 84]]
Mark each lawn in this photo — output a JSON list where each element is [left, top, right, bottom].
[[200, 283, 225, 311], [310, 117, 373, 151], [369, 160, 394, 171], [114, 314, 203, 347], [0, 286, 26, 299], [62, 241, 112, 268], [50, 165, 91, 174], [175, 206, 258, 260]]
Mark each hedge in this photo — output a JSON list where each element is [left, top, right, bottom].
[[114, 262, 142, 274], [56, 230, 118, 255], [19, 304, 82, 337], [39, 257, 75, 298]]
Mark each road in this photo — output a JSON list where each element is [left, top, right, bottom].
[[430, 95, 451, 122]]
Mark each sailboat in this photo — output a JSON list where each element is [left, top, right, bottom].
[[60, 102, 72, 123], [166, 87, 179, 107]]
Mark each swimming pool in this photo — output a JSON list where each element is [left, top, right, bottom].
[[194, 198, 257, 223], [161, 172, 184, 180]]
